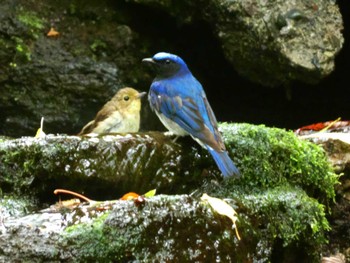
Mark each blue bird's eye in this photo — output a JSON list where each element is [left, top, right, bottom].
[[157, 59, 171, 65]]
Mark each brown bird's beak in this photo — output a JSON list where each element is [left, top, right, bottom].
[[138, 91, 147, 98]]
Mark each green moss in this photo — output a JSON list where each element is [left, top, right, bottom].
[[0, 137, 81, 197], [11, 36, 33, 63], [62, 206, 154, 262], [241, 186, 329, 244], [64, 212, 110, 234], [62, 212, 126, 261], [219, 123, 338, 203], [17, 10, 45, 35], [0, 195, 38, 219], [0, 140, 38, 193], [90, 39, 108, 60], [90, 39, 107, 52], [9, 10, 45, 64]]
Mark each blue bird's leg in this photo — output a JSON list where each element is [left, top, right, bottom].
[[163, 130, 181, 142], [207, 147, 240, 178], [172, 135, 181, 143]]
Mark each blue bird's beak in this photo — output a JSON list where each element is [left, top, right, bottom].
[[142, 58, 158, 73], [142, 58, 155, 64]]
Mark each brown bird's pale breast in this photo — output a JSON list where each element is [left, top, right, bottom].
[[78, 87, 145, 135]]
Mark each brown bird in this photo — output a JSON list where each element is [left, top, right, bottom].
[[78, 87, 146, 135]]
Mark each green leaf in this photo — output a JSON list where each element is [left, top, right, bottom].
[[144, 189, 156, 197]]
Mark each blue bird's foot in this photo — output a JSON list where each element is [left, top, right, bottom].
[[164, 131, 176, 136], [207, 147, 240, 178], [163, 131, 181, 143]]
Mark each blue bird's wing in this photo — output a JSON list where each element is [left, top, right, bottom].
[[149, 82, 225, 152], [202, 96, 226, 149], [149, 88, 200, 131]]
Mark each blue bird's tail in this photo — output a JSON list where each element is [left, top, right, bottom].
[[207, 147, 240, 178]]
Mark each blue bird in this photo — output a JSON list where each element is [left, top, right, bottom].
[[142, 52, 240, 178]]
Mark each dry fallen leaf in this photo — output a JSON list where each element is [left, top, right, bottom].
[[201, 193, 241, 240], [47, 27, 59, 37], [120, 192, 139, 201]]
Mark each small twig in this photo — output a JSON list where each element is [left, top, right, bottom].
[[54, 189, 93, 203]]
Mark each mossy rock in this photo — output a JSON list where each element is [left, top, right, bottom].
[[60, 190, 330, 262], [219, 123, 337, 203], [0, 123, 339, 261]]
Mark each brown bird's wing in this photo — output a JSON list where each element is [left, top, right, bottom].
[[78, 101, 118, 135], [78, 120, 96, 135]]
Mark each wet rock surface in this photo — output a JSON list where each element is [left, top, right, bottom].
[[127, 0, 344, 86], [0, 123, 341, 262], [0, 133, 207, 203], [0, 192, 333, 262]]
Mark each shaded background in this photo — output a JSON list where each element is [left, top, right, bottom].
[[134, 0, 349, 130], [0, 0, 348, 136]]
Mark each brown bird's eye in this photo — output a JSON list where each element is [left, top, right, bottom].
[[124, 95, 129, 101]]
